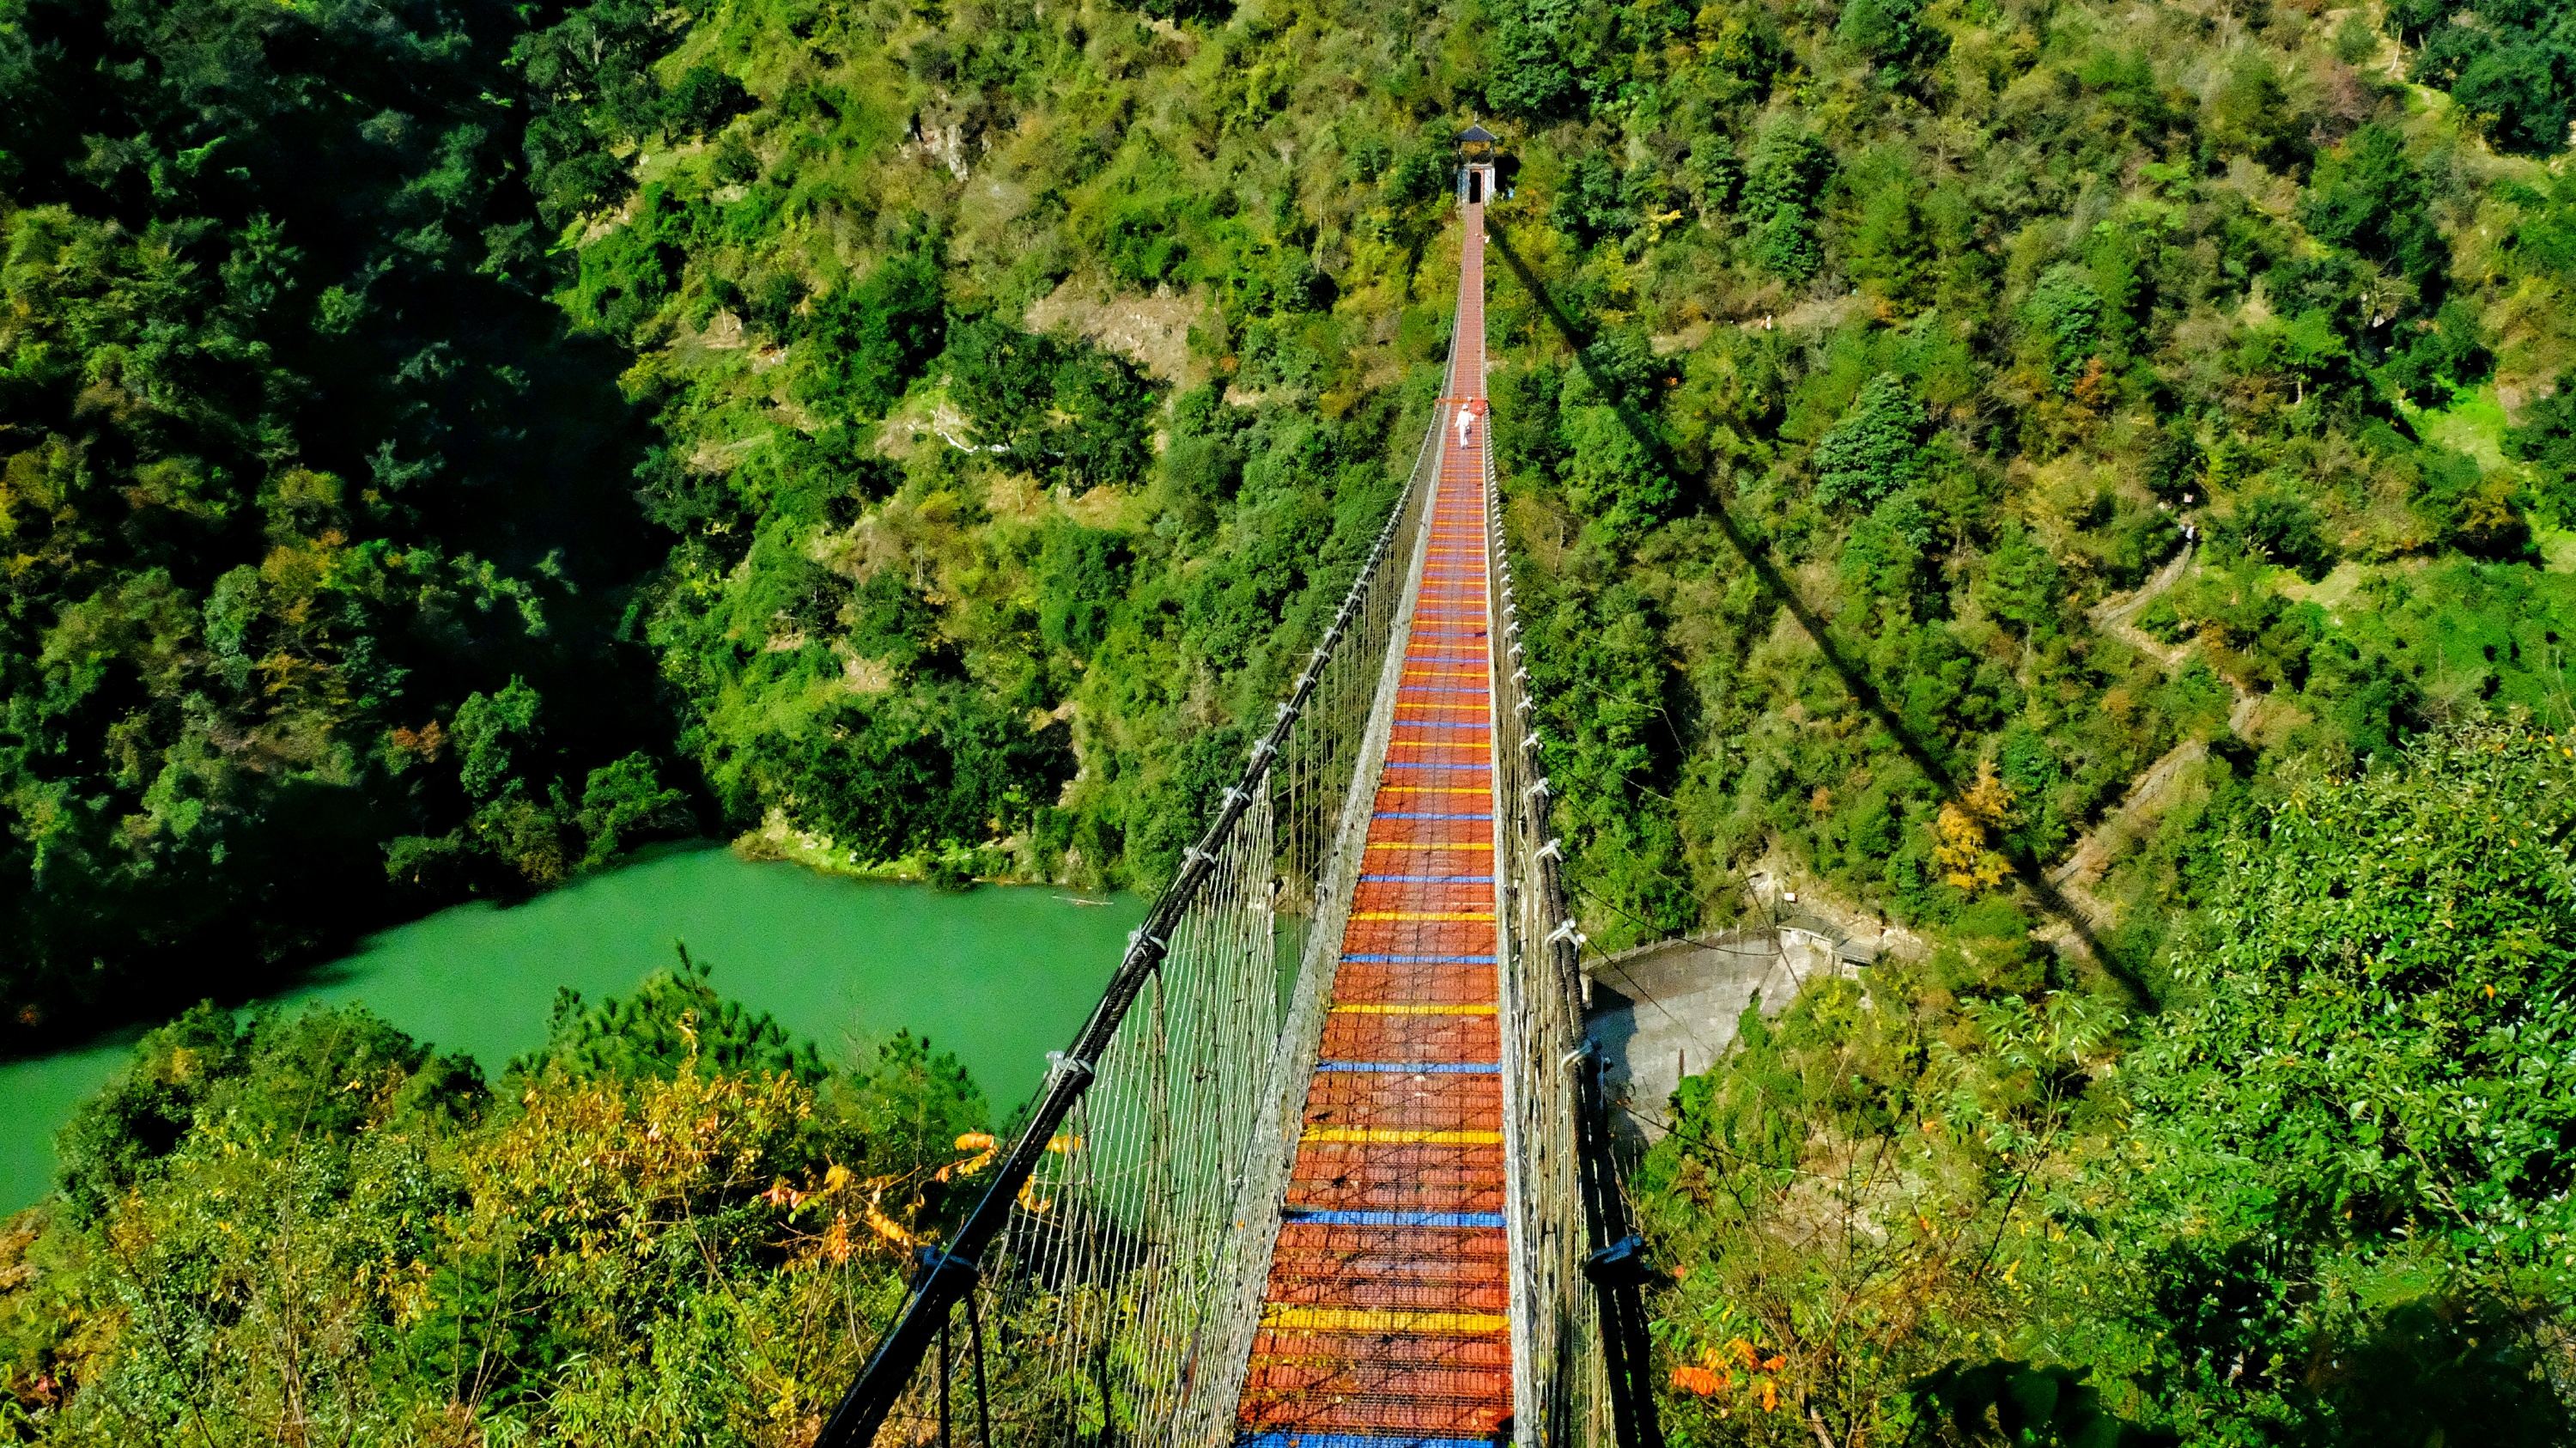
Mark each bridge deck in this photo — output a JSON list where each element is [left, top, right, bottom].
[[1236, 204, 1509, 1448]]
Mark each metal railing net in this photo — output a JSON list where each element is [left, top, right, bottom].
[[1483, 400, 1663, 1448], [817, 385, 1444, 1448], [1482, 421, 1601, 1448]]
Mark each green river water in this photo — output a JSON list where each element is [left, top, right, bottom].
[[0, 843, 1145, 1212]]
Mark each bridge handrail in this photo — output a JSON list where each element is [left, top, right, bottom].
[[815, 373, 1448, 1448], [1485, 380, 1668, 1447]]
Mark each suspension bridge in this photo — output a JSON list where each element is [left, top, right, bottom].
[[817, 143, 1663, 1448]]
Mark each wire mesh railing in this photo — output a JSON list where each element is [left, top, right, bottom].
[[814, 373, 1444, 1448], [1483, 391, 1666, 1448]]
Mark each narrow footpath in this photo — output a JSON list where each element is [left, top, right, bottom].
[[1232, 204, 1513, 1447]]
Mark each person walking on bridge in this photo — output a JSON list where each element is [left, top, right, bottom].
[[1456, 395, 1485, 448]]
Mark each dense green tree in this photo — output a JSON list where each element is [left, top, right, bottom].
[[516, 946, 824, 1084], [800, 246, 947, 423], [1836, 0, 1941, 74], [1038, 521, 1129, 658], [2024, 264, 2105, 388], [2506, 370, 2576, 513], [2404, 0, 2576, 158], [2300, 125, 2446, 283], [1742, 125, 1835, 282], [1974, 522, 2063, 636], [1485, 0, 1589, 119], [1811, 373, 1927, 510], [1552, 151, 1634, 246]]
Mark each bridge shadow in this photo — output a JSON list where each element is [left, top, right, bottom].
[[1478, 216, 2147, 1003]]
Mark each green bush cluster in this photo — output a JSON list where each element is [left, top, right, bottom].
[[7, 959, 982, 1442], [1638, 723, 2576, 1446]]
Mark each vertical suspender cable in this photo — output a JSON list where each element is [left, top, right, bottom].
[[968, 1286, 991, 1448]]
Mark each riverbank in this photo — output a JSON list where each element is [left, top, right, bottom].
[[732, 806, 1101, 891], [0, 842, 1143, 1211]]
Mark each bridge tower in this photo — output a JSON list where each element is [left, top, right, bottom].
[[1457, 125, 1499, 205]]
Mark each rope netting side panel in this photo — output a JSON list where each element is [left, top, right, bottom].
[[1487, 380, 1663, 1446], [1008, 786, 1279, 1441], [816, 396, 1441, 1448], [1484, 405, 1601, 1448], [1184, 411, 1446, 1445]]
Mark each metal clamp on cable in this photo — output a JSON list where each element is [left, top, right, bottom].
[[1535, 837, 1563, 861], [1546, 917, 1583, 946], [1249, 738, 1277, 764], [1524, 778, 1552, 801], [910, 1243, 984, 1298], [1583, 1234, 1656, 1289], [1043, 1049, 1097, 1092]]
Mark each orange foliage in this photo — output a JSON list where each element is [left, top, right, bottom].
[[1669, 1363, 1725, 1396], [1934, 759, 2015, 891]]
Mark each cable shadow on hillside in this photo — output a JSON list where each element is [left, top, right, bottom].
[[1479, 216, 2149, 1004]]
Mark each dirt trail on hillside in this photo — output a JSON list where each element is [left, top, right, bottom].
[[2045, 541, 2274, 917]]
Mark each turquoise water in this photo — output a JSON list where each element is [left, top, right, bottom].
[[0, 844, 1145, 1210]]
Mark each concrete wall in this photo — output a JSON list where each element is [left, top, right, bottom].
[[1581, 928, 1858, 1149]]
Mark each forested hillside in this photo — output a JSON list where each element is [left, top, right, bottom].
[[0, 0, 690, 1035], [1, 0, 1510, 1042], [1482, 0, 2576, 964], [10, 0, 2575, 1035]]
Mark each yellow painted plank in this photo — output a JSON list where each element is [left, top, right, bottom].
[[1260, 1307, 1509, 1335], [1302, 1128, 1504, 1145]]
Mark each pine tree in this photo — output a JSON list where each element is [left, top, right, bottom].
[[1812, 373, 1927, 511]]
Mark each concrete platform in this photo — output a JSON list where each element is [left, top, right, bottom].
[[1582, 925, 1868, 1147]]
